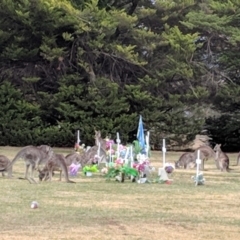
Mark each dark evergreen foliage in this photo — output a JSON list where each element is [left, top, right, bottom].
[[0, 0, 240, 150]]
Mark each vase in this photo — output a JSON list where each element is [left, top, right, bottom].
[[86, 172, 92, 177]]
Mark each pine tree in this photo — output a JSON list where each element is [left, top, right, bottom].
[[0, 82, 43, 145], [180, 0, 240, 149], [1, 0, 239, 148]]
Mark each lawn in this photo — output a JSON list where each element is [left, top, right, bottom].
[[0, 146, 240, 240]]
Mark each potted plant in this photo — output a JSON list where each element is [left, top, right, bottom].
[[82, 165, 99, 176]]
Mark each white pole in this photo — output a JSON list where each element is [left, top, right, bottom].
[[116, 132, 120, 158], [162, 139, 166, 167], [124, 147, 129, 165], [130, 145, 133, 168], [145, 135, 148, 157], [77, 130, 80, 144], [145, 131, 150, 157], [97, 142, 101, 165], [196, 150, 201, 177], [109, 143, 112, 163], [195, 150, 202, 186]]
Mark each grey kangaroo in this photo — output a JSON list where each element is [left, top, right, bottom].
[[236, 152, 240, 166], [38, 152, 81, 182], [175, 152, 196, 169], [193, 145, 217, 170], [213, 144, 230, 172], [7, 145, 54, 183], [94, 130, 107, 150], [0, 155, 12, 177]]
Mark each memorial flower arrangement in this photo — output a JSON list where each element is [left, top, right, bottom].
[[82, 165, 99, 175], [69, 162, 81, 176], [104, 155, 139, 182], [74, 143, 86, 153], [191, 173, 205, 186]]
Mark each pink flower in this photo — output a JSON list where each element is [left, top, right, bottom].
[[74, 143, 79, 150], [133, 162, 147, 173], [115, 158, 123, 165], [138, 164, 145, 172], [119, 145, 125, 150], [107, 149, 115, 155], [133, 163, 138, 168], [106, 140, 115, 149]]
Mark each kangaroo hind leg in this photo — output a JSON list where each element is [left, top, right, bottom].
[[29, 164, 38, 184]]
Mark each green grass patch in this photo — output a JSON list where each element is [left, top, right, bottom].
[[0, 147, 240, 240]]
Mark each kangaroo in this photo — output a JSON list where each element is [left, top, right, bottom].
[[175, 152, 196, 169], [7, 145, 54, 183], [38, 153, 75, 183], [79, 145, 107, 166], [95, 130, 107, 150], [213, 144, 230, 172], [38, 152, 83, 182], [236, 152, 240, 166], [65, 152, 83, 165], [193, 145, 217, 170], [0, 155, 12, 177]]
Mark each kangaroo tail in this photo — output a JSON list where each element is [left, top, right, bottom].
[[67, 179, 76, 183], [10, 148, 27, 166], [58, 155, 76, 183], [8, 147, 28, 177]]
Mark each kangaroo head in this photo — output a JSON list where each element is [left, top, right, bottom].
[[38, 169, 46, 181], [174, 161, 180, 169], [38, 145, 54, 158], [213, 144, 221, 152], [95, 130, 102, 140]]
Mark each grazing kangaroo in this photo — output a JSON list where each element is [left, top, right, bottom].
[[65, 152, 83, 165], [38, 153, 75, 183], [38, 152, 82, 182], [175, 152, 196, 169], [79, 145, 107, 166], [7, 145, 54, 183], [236, 152, 240, 166], [175, 146, 216, 170], [0, 155, 12, 177], [193, 145, 217, 170], [213, 144, 230, 172]]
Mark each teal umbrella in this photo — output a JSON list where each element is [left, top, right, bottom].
[[137, 115, 145, 154]]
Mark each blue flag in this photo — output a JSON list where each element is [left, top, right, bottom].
[[137, 115, 145, 153]]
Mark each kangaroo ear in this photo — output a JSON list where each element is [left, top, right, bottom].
[[95, 130, 101, 136]]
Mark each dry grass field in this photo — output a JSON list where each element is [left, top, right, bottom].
[[0, 146, 240, 240]]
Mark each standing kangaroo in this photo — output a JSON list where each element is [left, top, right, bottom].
[[95, 130, 107, 150], [193, 145, 217, 170], [7, 145, 54, 183], [236, 152, 240, 166], [38, 153, 75, 183], [213, 144, 230, 172], [0, 155, 12, 177]]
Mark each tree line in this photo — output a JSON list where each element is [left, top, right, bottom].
[[0, 0, 240, 151]]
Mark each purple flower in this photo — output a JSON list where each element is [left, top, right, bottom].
[[69, 163, 81, 176]]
